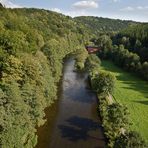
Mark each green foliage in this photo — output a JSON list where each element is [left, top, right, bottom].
[[103, 103, 129, 147], [75, 16, 136, 34], [141, 61, 148, 80], [109, 45, 148, 80], [88, 55, 146, 147], [0, 7, 89, 148], [85, 54, 101, 75], [74, 46, 88, 71], [91, 71, 116, 95], [95, 35, 112, 59], [101, 60, 148, 144], [90, 68, 129, 147], [114, 131, 147, 148], [114, 24, 148, 62]]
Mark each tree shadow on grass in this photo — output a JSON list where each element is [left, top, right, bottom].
[[134, 100, 148, 105], [116, 74, 148, 97], [101, 60, 148, 97], [58, 116, 105, 142]]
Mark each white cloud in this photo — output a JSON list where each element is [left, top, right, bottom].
[[137, 6, 143, 10], [112, 0, 120, 3], [121, 6, 148, 12], [50, 8, 61, 13], [73, 1, 99, 9], [136, 6, 148, 10], [0, 0, 22, 8], [121, 6, 134, 11]]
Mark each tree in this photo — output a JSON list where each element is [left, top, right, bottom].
[[74, 46, 88, 71], [96, 35, 112, 59], [104, 103, 129, 147], [91, 71, 116, 96], [114, 131, 147, 148], [141, 61, 148, 80], [85, 54, 101, 75]]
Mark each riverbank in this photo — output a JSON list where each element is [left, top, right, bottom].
[[36, 58, 106, 148], [101, 60, 148, 143]]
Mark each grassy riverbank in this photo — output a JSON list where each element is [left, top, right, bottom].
[[101, 60, 148, 142]]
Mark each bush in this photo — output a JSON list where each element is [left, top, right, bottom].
[[103, 103, 129, 147], [85, 54, 101, 75], [74, 46, 88, 71], [114, 131, 147, 148], [91, 71, 116, 96]]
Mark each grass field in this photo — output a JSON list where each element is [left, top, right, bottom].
[[101, 60, 148, 142]]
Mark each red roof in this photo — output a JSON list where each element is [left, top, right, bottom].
[[86, 46, 101, 53]]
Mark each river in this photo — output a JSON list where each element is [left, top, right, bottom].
[[37, 58, 106, 148]]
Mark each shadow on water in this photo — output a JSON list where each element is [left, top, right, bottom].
[[37, 58, 106, 148], [58, 116, 104, 142]]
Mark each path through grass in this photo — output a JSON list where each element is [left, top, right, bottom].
[[101, 60, 148, 142]]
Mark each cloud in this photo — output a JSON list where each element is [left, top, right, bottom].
[[0, 0, 22, 8], [72, 1, 99, 9], [136, 6, 148, 10], [112, 0, 120, 3], [121, 6, 148, 12], [50, 8, 61, 13], [121, 6, 135, 11]]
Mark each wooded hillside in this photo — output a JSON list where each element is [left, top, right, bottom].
[[0, 7, 89, 148], [75, 16, 137, 34]]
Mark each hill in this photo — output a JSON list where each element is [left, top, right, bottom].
[[74, 16, 138, 34], [0, 6, 147, 148], [0, 7, 90, 148]]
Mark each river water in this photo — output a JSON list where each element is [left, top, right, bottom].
[[37, 58, 106, 148]]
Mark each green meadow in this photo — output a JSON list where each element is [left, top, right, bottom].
[[101, 60, 148, 142]]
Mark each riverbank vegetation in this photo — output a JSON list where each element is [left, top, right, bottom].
[[0, 6, 89, 148], [101, 60, 148, 144], [0, 3, 148, 148], [88, 24, 148, 146], [85, 54, 147, 147], [74, 47, 88, 71]]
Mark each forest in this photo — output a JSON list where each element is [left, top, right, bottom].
[[87, 23, 148, 147], [75, 16, 138, 35], [0, 5, 90, 148], [0, 3, 148, 148]]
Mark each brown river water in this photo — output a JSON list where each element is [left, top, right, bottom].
[[36, 58, 106, 148]]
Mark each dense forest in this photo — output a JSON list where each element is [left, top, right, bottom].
[[90, 23, 148, 81], [0, 6, 90, 148], [75, 16, 138, 35], [0, 3, 148, 148], [112, 24, 148, 62]]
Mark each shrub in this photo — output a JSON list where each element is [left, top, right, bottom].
[[114, 131, 147, 148], [91, 71, 116, 96]]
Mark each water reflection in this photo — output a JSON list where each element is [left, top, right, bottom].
[[37, 58, 106, 148], [58, 116, 102, 142]]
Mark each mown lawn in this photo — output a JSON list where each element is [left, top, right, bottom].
[[101, 60, 148, 142]]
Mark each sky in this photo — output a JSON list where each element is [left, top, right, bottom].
[[0, 0, 148, 22]]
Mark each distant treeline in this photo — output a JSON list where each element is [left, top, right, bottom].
[[92, 25, 148, 81], [112, 24, 148, 62], [75, 16, 137, 35]]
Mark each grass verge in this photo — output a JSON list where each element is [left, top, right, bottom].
[[101, 60, 148, 142]]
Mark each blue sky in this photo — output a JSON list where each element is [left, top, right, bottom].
[[1, 0, 148, 22]]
